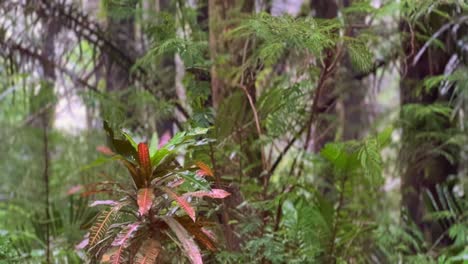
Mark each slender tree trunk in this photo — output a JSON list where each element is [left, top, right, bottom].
[[341, 0, 368, 141], [208, 0, 258, 251], [105, 0, 136, 92], [155, 0, 177, 137], [400, 5, 458, 245], [41, 114, 51, 263], [39, 14, 59, 264]]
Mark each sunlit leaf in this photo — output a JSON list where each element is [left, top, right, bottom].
[[150, 147, 173, 167], [90, 200, 118, 207], [184, 189, 230, 199], [149, 132, 159, 157]]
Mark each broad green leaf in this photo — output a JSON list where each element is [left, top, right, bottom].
[[377, 126, 393, 147], [103, 121, 138, 160], [149, 132, 159, 157], [178, 172, 210, 191], [167, 132, 186, 147], [321, 143, 349, 170], [122, 131, 138, 149], [151, 148, 173, 167]]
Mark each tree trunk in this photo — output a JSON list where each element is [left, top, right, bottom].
[[104, 0, 137, 92], [155, 0, 177, 138], [341, 0, 368, 141], [400, 5, 458, 245], [38, 14, 60, 264], [208, 0, 258, 251]]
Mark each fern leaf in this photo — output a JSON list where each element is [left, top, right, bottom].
[[134, 238, 162, 264], [137, 188, 154, 216], [162, 216, 203, 264], [358, 138, 382, 184]]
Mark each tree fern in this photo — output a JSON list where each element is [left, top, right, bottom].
[[229, 12, 339, 66]]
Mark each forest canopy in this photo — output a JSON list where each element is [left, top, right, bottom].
[[0, 0, 467, 263]]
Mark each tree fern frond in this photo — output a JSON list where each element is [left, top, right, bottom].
[[347, 40, 373, 73], [358, 138, 383, 184], [229, 12, 339, 65]]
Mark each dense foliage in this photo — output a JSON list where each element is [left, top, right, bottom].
[[0, 0, 467, 263]]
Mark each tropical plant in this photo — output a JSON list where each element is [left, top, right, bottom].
[[78, 123, 230, 263]]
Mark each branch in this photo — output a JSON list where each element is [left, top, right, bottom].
[[412, 16, 468, 66], [267, 45, 344, 178]]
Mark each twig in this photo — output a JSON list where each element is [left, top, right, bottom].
[[267, 44, 344, 178], [238, 84, 263, 139], [327, 174, 348, 263]]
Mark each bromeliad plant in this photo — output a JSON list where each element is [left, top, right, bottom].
[[79, 123, 229, 264]]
